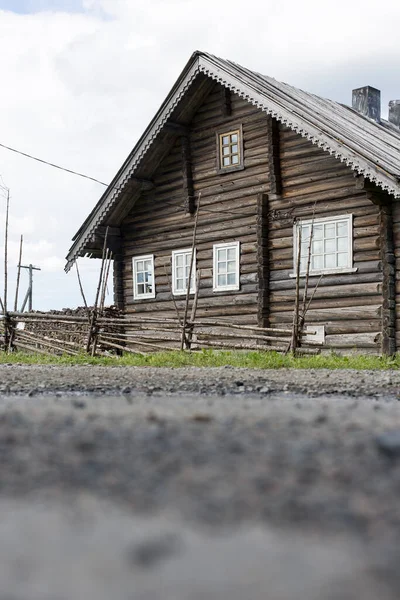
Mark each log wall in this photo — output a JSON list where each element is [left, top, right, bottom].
[[122, 83, 271, 326], [268, 125, 383, 352], [119, 82, 390, 353]]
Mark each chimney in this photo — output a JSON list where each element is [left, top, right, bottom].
[[389, 100, 400, 128], [352, 86, 381, 122]]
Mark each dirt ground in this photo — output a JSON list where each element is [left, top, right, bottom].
[[1, 365, 400, 599]]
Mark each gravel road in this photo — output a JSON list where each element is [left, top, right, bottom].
[[1, 365, 400, 599]]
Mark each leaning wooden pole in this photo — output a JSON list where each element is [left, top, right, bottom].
[[14, 234, 23, 311], [181, 193, 201, 350], [75, 260, 91, 323], [4, 189, 9, 314], [87, 227, 109, 356], [290, 226, 302, 354]]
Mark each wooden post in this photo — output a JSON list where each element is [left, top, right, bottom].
[[86, 226, 109, 355], [3, 189, 9, 314], [181, 193, 201, 350], [14, 235, 23, 312], [75, 260, 91, 323]]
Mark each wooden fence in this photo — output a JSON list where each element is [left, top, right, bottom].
[[0, 310, 321, 356]]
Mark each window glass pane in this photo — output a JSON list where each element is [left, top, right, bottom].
[[138, 283, 144, 295], [218, 274, 227, 287], [223, 146, 230, 155], [145, 283, 152, 293], [223, 157, 230, 166], [227, 273, 236, 286], [227, 260, 236, 273], [227, 247, 236, 260], [337, 252, 349, 267], [301, 225, 310, 241], [218, 248, 227, 262], [301, 241, 309, 257], [144, 260, 152, 272], [231, 133, 238, 143], [312, 240, 323, 254], [176, 255, 183, 267], [337, 237, 348, 251], [185, 253, 192, 267], [312, 255, 323, 270], [232, 155, 239, 164], [337, 221, 348, 236], [217, 262, 225, 274], [324, 254, 336, 268], [324, 239, 336, 253], [222, 136, 229, 145], [176, 278, 183, 289], [137, 260, 144, 271], [231, 144, 238, 153], [137, 272, 144, 283], [324, 223, 336, 238], [300, 257, 307, 272], [313, 225, 323, 240]]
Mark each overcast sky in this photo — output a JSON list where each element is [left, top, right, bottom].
[[0, 0, 399, 310]]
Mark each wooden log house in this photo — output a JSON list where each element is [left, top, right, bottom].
[[66, 52, 400, 354]]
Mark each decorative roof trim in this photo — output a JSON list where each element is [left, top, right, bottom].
[[197, 58, 400, 199]]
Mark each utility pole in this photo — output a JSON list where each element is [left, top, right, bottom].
[[20, 264, 41, 312]]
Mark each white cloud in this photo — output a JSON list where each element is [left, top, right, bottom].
[[0, 0, 399, 309]]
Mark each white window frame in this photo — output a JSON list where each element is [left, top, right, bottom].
[[292, 214, 357, 277], [172, 248, 196, 296], [213, 241, 240, 292], [132, 254, 156, 300]]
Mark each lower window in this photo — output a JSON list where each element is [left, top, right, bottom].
[[294, 214, 353, 275], [172, 248, 196, 295], [132, 255, 155, 299], [213, 241, 240, 291]]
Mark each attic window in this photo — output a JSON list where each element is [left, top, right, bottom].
[[217, 125, 244, 173]]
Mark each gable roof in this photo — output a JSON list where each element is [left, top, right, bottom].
[[65, 50, 400, 271]]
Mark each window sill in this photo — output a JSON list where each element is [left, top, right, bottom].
[[133, 295, 156, 301], [216, 165, 245, 175], [289, 267, 358, 278], [173, 291, 196, 296], [213, 285, 240, 293]]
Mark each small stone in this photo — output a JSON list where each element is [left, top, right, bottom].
[[122, 386, 132, 394], [27, 388, 37, 397], [376, 431, 400, 458], [191, 413, 213, 423], [128, 533, 182, 568], [72, 399, 86, 409], [259, 386, 270, 394]]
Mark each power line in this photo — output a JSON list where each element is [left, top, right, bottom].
[[0, 141, 108, 187], [0, 140, 260, 220]]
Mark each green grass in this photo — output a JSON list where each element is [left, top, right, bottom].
[[0, 349, 398, 369]]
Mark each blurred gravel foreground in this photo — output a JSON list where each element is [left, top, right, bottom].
[[0, 365, 400, 599]]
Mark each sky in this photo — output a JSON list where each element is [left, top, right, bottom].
[[0, 0, 399, 311]]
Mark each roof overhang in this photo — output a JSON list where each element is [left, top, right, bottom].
[[65, 51, 400, 271]]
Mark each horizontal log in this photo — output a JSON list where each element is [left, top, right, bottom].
[[323, 332, 381, 348], [270, 282, 381, 302], [270, 304, 382, 322]]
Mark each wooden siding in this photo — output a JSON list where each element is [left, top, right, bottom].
[[121, 83, 271, 325], [268, 125, 383, 352]]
